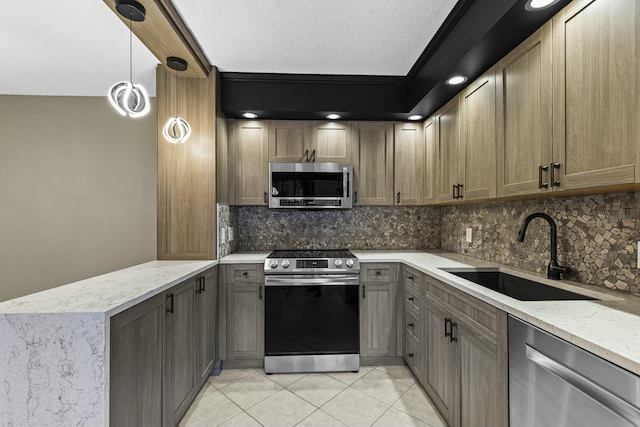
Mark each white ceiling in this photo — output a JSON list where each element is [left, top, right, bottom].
[[0, 0, 456, 96]]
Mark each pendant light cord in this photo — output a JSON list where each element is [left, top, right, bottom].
[[129, 13, 133, 84], [175, 72, 179, 117]]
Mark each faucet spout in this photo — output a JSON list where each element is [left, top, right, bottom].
[[517, 212, 569, 280]]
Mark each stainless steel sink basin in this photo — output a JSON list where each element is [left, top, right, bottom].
[[442, 269, 596, 301]]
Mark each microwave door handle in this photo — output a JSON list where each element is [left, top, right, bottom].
[[343, 167, 349, 197]]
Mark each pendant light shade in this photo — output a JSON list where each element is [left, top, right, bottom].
[[163, 57, 192, 143], [108, 0, 151, 118]]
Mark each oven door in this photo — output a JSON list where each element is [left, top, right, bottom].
[[264, 274, 359, 357]]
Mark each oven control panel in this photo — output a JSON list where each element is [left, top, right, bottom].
[[264, 257, 359, 274]]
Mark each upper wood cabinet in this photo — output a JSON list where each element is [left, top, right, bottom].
[[496, 23, 553, 197], [552, 0, 640, 190], [268, 121, 311, 162], [423, 118, 437, 205], [157, 66, 217, 260], [232, 120, 269, 205], [352, 122, 395, 205], [394, 123, 424, 205], [435, 97, 461, 203], [311, 121, 352, 163]]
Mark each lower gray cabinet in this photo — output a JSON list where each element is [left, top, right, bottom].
[[195, 268, 217, 384]]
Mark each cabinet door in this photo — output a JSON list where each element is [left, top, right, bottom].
[[423, 118, 437, 205], [435, 97, 461, 203], [234, 120, 269, 205], [110, 294, 164, 427], [360, 281, 397, 357], [461, 69, 497, 201], [394, 122, 424, 205], [312, 121, 352, 163], [496, 23, 553, 197], [268, 120, 311, 162], [157, 67, 216, 259], [195, 268, 217, 386], [227, 283, 264, 359], [458, 324, 508, 427], [164, 279, 197, 427], [425, 302, 456, 426], [552, 0, 640, 190], [352, 122, 394, 205]]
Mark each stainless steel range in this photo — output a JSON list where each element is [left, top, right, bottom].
[[263, 249, 360, 374]]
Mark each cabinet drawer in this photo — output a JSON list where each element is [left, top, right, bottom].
[[405, 332, 423, 380], [404, 282, 421, 313], [226, 264, 264, 284], [361, 263, 398, 282], [405, 308, 421, 343], [404, 266, 424, 287]]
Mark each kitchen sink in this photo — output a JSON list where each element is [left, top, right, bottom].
[[442, 269, 597, 301]]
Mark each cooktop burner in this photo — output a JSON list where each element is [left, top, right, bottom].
[[267, 249, 356, 259]]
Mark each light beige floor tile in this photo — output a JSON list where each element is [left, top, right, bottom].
[[288, 373, 348, 407], [219, 372, 283, 410], [193, 382, 217, 401], [264, 372, 308, 387], [321, 387, 389, 427], [296, 409, 348, 427], [326, 366, 374, 385], [179, 390, 243, 427], [208, 368, 256, 389], [247, 389, 316, 427], [375, 365, 416, 384], [372, 407, 431, 427], [352, 369, 413, 405], [393, 384, 446, 427], [219, 411, 263, 427]]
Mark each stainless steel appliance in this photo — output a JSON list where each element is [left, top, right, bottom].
[[509, 316, 640, 427], [269, 162, 353, 209], [264, 249, 360, 373]]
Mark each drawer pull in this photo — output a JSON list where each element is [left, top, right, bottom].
[[375, 271, 382, 276], [408, 276, 414, 280], [242, 271, 248, 276], [408, 296, 415, 302], [408, 322, 414, 328], [408, 352, 414, 358]]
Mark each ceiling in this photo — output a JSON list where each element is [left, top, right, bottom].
[[1, 0, 570, 120]]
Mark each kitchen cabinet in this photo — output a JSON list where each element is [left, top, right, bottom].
[[551, 0, 640, 190], [402, 266, 425, 382], [359, 263, 400, 358], [110, 293, 165, 427], [435, 97, 461, 203], [394, 123, 424, 205], [195, 268, 217, 385], [157, 66, 217, 259], [222, 264, 265, 361], [268, 120, 312, 162], [423, 118, 437, 205], [423, 275, 508, 427], [232, 120, 269, 205], [311, 121, 352, 163], [496, 23, 553, 197], [352, 122, 395, 205]]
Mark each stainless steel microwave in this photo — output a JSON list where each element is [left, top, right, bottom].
[[269, 162, 353, 209]]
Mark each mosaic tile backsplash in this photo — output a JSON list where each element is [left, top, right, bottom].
[[441, 192, 640, 295], [217, 204, 238, 258], [237, 206, 442, 251]]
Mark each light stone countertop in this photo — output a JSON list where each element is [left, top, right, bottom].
[[225, 249, 640, 376]]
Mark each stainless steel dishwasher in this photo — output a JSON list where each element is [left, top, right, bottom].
[[509, 316, 640, 427]]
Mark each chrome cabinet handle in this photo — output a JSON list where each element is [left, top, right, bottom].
[[526, 345, 640, 425]]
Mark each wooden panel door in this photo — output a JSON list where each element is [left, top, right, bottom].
[[425, 302, 456, 426], [496, 23, 553, 197], [435, 97, 461, 203], [110, 294, 164, 427], [394, 122, 424, 205], [164, 278, 197, 427], [312, 121, 352, 163], [461, 68, 497, 201], [195, 267, 217, 385], [423, 118, 437, 204], [552, 0, 640, 189], [268, 120, 311, 162], [352, 122, 394, 205], [227, 283, 264, 359], [234, 120, 269, 205], [360, 281, 397, 357], [157, 66, 216, 260]]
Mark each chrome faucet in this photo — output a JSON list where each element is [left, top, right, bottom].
[[517, 212, 569, 280]]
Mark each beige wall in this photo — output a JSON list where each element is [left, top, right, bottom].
[[0, 95, 157, 301]]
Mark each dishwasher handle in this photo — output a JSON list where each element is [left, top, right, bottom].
[[526, 344, 640, 425]]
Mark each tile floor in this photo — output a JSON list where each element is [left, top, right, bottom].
[[179, 365, 446, 427]]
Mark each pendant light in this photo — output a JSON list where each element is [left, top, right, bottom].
[[108, 0, 151, 118], [162, 57, 192, 144]]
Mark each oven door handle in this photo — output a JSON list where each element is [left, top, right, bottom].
[[265, 275, 360, 287]]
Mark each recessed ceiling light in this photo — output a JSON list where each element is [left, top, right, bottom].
[[525, 0, 560, 11], [326, 113, 341, 120], [242, 112, 258, 119], [407, 115, 424, 121], [446, 75, 468, 85]]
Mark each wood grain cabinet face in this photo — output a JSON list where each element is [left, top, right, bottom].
[[268, 120, 312, 162], [195, 268, 217, 385], [312, 121, 352, 163], [423, 118, 437, 205], [352, 122, 395, 205], [552, 0, 640, 189], [394, 123, 425, 205], [435, 97, 461, 203], [233, 120, 269, 205], [360, 263, 399, 358]]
